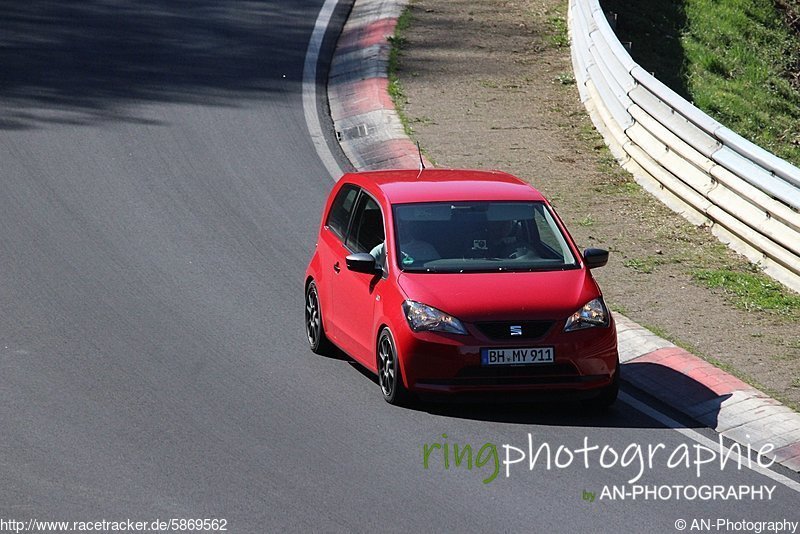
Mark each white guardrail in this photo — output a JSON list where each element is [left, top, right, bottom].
[[568, 0, 800, 293]]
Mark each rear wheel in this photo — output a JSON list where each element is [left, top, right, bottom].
[[377, 328, 410, 405], [305, 281, 332, 355]]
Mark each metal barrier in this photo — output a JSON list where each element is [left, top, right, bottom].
[[569, 0, 800, 293]]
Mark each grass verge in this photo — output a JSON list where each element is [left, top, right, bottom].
[[387, 7, 413, 137], [692, 268, 800, 316], [601, 0, 800, 166]]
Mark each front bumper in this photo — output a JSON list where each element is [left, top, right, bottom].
[[393, 317, 618, 396]]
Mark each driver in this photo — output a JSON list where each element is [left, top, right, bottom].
[[487, 219, 529, 258]]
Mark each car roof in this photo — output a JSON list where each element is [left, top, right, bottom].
[[342, 169, 546, 204]]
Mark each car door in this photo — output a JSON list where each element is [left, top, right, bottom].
[[317, 183, 360, 341], [332, 193, 386, 367]]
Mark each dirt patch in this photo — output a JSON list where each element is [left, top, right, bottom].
[[396, 0, 800, 407]]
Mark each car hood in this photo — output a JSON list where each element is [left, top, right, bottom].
[[397, 269, 601, 322]]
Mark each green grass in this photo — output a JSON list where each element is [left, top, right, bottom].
[[556, 72, 576, 85], [547, 15, 570, 48], [594, 179, 640, 196], [609, 303, 630, 315], [601, 0, 800, 167], [682, 0, 800, 161], [624, 258, 655, 274], [692, 268, 800, 316], [387, 7, 414, 137], [624, 252, 687, 274], [386, 5, 436, 167]]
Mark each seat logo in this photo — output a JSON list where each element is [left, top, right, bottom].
[[509, 325, 523, 336]]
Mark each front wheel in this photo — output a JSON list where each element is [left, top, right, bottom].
[[583, 362, 619, 412], [377, 328, 410, 405], [305, 281, 332, 355]]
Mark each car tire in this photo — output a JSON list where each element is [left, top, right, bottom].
[[583, 363, 619, 412], [377, 328, 410, 406], [305, 281, 333, 355]]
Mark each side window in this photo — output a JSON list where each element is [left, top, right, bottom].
[[347, 195, 385, 255], [326, 185, 360, 239]]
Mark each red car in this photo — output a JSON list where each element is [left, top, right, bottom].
[[304, 169, 618, 407]]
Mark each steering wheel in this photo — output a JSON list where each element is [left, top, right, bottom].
[[507, 246, 532, 259]]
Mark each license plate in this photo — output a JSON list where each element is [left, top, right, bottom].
[[481, 347, 554, 366]]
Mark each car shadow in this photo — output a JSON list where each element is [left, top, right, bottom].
[[343, 356, 729, 430], [622, 360, 731, 430], [317, 344, 352, 362]]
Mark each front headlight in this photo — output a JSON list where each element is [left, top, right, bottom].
[[402, 300, 468, 335], [564, 298, 609, 331]]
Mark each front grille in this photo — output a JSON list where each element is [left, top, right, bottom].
[[457, 362, 578, 379], [418, 362, 592, 387], [475, 320, 554, 340]]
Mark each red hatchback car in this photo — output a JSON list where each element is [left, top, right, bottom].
[[304, 169, 618, 407]]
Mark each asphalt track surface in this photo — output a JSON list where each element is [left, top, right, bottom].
[[0, 2, 797, 532]]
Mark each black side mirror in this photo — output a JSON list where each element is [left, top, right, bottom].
[[346, 253, 380, 274], [583, 248, 609, 269]]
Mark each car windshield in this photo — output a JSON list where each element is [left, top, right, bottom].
[[392, 201, 579, 273]]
